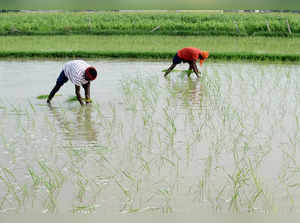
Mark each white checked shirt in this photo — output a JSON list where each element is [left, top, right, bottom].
[[63, 60, 90, 86]]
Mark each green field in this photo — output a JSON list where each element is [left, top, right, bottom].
[[0, 12, 299, 36], [1, 35, 300, 61], [1, 12, 300, 61]]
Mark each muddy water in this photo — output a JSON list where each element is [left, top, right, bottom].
[[0, 59, 300, 214]]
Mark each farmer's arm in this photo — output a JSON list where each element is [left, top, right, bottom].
[[82, 82, 91, 104], [191, 61, 200, 78], [75, 85, 84, 106]]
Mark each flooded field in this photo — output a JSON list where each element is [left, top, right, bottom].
[[0, 59, 300, 215]]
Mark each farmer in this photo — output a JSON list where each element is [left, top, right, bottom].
[[164, 47, 209, 78], [47, 60, 98, 106]]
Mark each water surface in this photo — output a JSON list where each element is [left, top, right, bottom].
[[0, 59, 300, 214]]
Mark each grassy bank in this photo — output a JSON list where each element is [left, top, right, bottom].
[[1, 35, 300, 61], [1, 12, 300, 36], [2, 51, 299, 62]]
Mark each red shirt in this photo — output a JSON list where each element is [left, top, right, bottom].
[[177, 47, 202, 61]]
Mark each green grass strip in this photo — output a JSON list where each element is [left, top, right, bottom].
[[0, 51, 299, 62], [2, 35, 300, 54], [1, 35, 300, 62]]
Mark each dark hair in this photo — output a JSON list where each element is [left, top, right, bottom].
[[85, 67, 98, 80]]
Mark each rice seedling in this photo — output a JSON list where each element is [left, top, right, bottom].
[[66, 96, 94, 103], [65, 96, 78, 103], [36, 95, 49, 100], [36, 94, 62, 100], [162, 69, 193, 75], [0, 167, 23, 210], [72, 204, 98, 214], [0, 99, 6, 111]]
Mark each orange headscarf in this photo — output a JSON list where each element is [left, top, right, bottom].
[[199, 51, 209, 66]]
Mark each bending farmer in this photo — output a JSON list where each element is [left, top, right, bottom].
[[164, 47, 209, 78], [47, 60, 98, 105]]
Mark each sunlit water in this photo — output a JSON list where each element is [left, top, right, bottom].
[[0, 59, 300, 214]]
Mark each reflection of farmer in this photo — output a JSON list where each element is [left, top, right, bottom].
[[187, 79, 205, 106], [166, 78, 205, 107], [47, 60, 98, 106], [47, 104, 98, 142], [164, 47, 209, 78], [75, 106, 97, 141]]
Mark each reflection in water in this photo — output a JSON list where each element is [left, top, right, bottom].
[[166, 77, 206, 109], [47, 104, 98, 142], [186, 79, 205, 106]]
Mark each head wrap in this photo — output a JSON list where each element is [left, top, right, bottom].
[[85, 67, 97, 81], [199, 51, 209, 66]]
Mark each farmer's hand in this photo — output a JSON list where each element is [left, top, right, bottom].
[[79, 99, 84, 106], [197, 71, 202, 78], [85, 98, 92, 104]]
